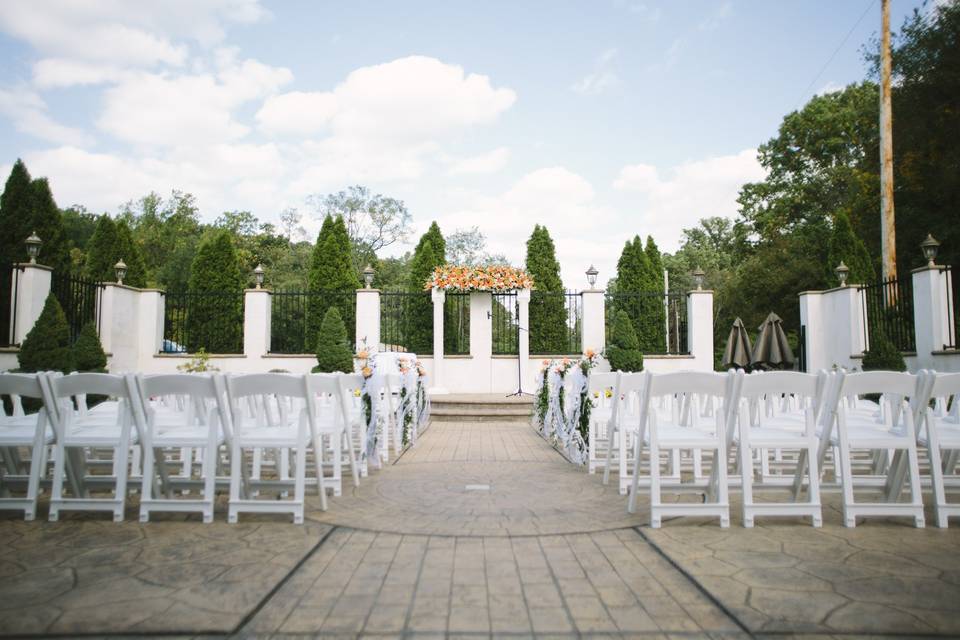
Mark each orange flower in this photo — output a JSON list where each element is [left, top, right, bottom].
[[361, 366, 373, 378], [356, 349, 369, 360]]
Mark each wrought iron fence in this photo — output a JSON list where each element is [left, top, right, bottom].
[[492, 291, 519, 355], [270, 289, 356, 354], [604, 292, 688, 355], [162, 291, 244, 354], [444, 292, 470, 355], [530, 290, 582, 355], [380, 290, 432, 354], [0, 264, 17, 347], [859, 277, 916, 353], [51, 270, 102, 345]]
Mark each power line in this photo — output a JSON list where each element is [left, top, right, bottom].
[[794, 0, 877, 109]]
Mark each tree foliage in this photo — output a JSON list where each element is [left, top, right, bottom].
[[84, 215, 119, 282], [828, 210, 875, 285], [18, 294, 73, 373], [606, 310, 643, 372], [526, 225, 567, 354], [306, 215, 358, 351], [185, 231, 243, 353], [313, 307, 354, 373], [406, 222, 445, 354], [73, 321, 108, 372]]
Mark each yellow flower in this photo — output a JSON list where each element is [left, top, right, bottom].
[[353, 388, 362, 397], [604, 389, 613, 398]]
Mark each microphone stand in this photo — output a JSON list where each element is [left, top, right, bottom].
[[506, 320, 532, 398]]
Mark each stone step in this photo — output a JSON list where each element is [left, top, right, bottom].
[[430, 393, 534, 423]]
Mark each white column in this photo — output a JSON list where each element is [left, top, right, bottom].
[[517, 288, 531, 393], [799, 290, 825, 372], [687, 290, 714, 372], [431, 288, 446, 392], [355, 288, 380, 351], [581, 289, 605, 354], [10, 264, 52, 345], [801, 285, 866, 372], [243, 288, 272, 360], [912, 265, 952, 369], [138, 289, 165, 370], [98, 284, 144, 372]]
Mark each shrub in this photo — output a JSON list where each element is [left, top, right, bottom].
[[406, 221, 445, 353], [605, 310, 644, 372], [73, 322, 107, 372], [18, 293, 73, 373], [176, 349, 219, 373], [861, 325, 907, 372], [313, 307, 354, 373]]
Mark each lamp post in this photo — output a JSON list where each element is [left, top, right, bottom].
[[253, 264, 265, 289], [363, 264, 375, 289], [835, 261, 849, 287], [692, 266, 705, 291], [920, 234, 940, 267], [25, 231, 41, 264], [585, 264, 598, 288], [114, 259, 127, 285]]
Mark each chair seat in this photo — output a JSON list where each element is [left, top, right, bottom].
[[743, 426, 813, 447], [237, 426, 300, 447], [0, 420, 54, 445], [832, 425, 910, 448], [646, 425, 718, 448], [920, 422, 960, 448], [151, 426, 224, 447], [64, 424, 139, 447]]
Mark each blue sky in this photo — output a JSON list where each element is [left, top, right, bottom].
[[0, 1, 927, 285]]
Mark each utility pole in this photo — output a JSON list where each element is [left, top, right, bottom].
[[880, 0, 897, 282]]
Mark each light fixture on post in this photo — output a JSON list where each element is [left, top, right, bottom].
[[692, 266, 705, 291], [585, 264, 598, 288], [25, 231, 41, 264], [363, 264, 375, 289], [921, 233, 940, 267], [114, 259, 127, 285], [835, 261, 849, 287], [254, 264, 265, 289]]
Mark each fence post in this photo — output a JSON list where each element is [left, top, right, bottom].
[[10, 263, 52, 345], [517, 288, 531, 392], [581, 289, 605, 354], [244, 288, 272, 361], [356, 288, 380, 351], [431, 288, 446, 392], [687, 289, 714, 371], [911, 265, 952, 368]]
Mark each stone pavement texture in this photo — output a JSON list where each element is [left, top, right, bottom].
[[0, 418, 958, 639]]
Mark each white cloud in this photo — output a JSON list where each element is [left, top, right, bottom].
[[446, 147, 510, 175], [613, 148, 766, 249], [0, 87, 93, 146], [698, 1, 732, 31], [256, 91, 338, 135], [572, 48, 620, 95], [816, 81, 844, 96]]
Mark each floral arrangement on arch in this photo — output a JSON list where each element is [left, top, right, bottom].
[[424, 264, 534, 292]]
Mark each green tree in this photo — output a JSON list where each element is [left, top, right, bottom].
[[17, 294, 73, 373], [613, 236, 660, 351], [526, 225, 566, 354], [84, 215, 119, 282], [862, 324, 907, 372], [306, 215, 359, 351], [73, 321, 108, 372], [312, 307, 354, 373], [606, 310, 643, 372], [29, 178, 70, 274], [828, 210, 875, 285], [406, 222, 446, 354], [0, 159, 35, 266], [185, 231, 243, 353], [114, 220, 148, 287]]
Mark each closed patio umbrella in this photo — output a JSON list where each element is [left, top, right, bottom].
[[722, 317, 753, 370], [750, 312, 794, 370]]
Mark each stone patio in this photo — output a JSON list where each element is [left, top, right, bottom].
[[1, 418, 958, 638]]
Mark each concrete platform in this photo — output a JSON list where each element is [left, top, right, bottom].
[[430, 393, 534, 423]]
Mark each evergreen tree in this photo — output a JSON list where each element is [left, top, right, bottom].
[[73, 321, 108, 372], [862, 324, 907, 372], [407, 222, 446, 354], [185, 231, 243, 353], [114, 220, 148, 287], [828, 210, 875, 285], [606, 310, 644, 372], [312, 307, 355, 372], [614, 236, 658, 350], [85, 215, 119, 282], [639, 235, 666, 352], [0, 160, 35, 266], [307, 215, 359, 351], [17, 294, 73, 373], [526, 225, 567, 354]]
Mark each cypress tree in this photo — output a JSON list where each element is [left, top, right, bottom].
[[307, 215, 359, 351], [85, 215, 119, 282], [73, 321, 108, 372], [606, 310, 643, 372], [29, 178, 70, 274], [114, 220, 147, 287], [639, 235, 665, 352], [407, 222, 446, 354], [862, 324, 907, 372], [17, 293, 73, 373], [526, 225, 567, 354], [829, 211, 875, 285], [186, 231, 243, 353], [614, 236, 656, 350], [312, 307, 354, 373], [0, 160, 35, 265]]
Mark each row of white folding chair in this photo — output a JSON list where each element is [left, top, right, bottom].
[[907, 370, 960, 528], [0, 373, 57, 521]]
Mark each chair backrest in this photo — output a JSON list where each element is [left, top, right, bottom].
[[740, 370, 818, 399], [835, 370, 920, 401], [137, 373, 219, 399], [0, 373, 47, 419], [927, 371, 960, 402], [647, 370, 730, 399], [49, 372, 131, 399], [227, 373, 308, 400], [587, 371, 617, 394]]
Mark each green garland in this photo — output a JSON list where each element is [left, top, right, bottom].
[[535, 367, 550, 429]]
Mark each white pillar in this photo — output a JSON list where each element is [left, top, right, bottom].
[[799, 290, 825, 372], [10, 264, 52, 345], [98, 284, 146, 373], [800, 285, 866, 372], [912, 265, 952, 369], [517, 288, 531, 393], [138, 289, 165, 369], [687, 290, 714, 372], [431, 288, 446, 392], [355, 288, 380, 351], [581, 289, 605, 354], [243, 288, 272, 360]]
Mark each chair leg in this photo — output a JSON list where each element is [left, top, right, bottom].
[[113, 443, 131, 523], [24, 435, 45, 522], [649, 442, 661, 528], [836, 433, 856, 528], [906, 442, 925, 529], [228, 440, 241, 524], [716, 442, 730, 529], [344, 424, 360, 488], [806, 440, 823, 527], [927, 432, 949, 528], [139, 441, 154, 523], [48, 441, 66, 522], [314, 433, 328, 512], [739, 440, 754, 528], [602, 424, 616, 486], [295, 426, 308, 523]]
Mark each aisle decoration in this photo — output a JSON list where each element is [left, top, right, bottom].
[[424, 264, 533, 292], [354, 347, 380, 461], [532, 352, 599, 466], [396, 357, 431, 446]]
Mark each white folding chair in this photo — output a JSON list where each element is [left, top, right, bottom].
[[134, 373, 231, 523], [588, 372, 619, 475], [628, 370, 742, 528], [0, 373, 55, 520], [225, 373, 324, 524], [337, 373, 369, 477], [820, 370, 926, 528], [918, 370, 960, 528], [736, 371, 823, 527], [46, 372, 141, 522], [308, 373, 360, 496]]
